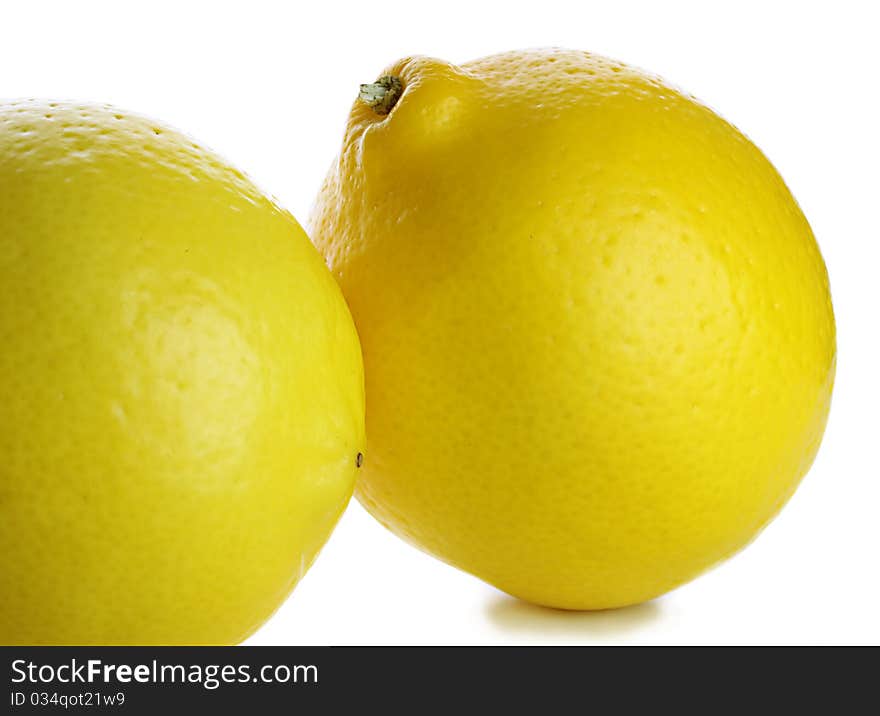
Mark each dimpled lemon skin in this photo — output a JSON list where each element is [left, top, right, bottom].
[[311, 49, 836, 610], [0, 101, 365, 644]]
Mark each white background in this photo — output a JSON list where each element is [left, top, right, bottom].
[[4, 0, 877, 645]]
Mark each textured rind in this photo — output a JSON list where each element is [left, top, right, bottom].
[[0, 101, 365, 644], [311, 49, 836, 609]]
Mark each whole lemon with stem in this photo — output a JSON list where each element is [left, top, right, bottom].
[[311, 49, 835, 610], [0, 100, 365, 644]]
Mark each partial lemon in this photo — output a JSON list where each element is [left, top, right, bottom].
[[0, 100, 364, 644], [311, 49, 835, 609]]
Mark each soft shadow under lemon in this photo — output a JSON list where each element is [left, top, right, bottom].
[[485, 594, 663, 639]]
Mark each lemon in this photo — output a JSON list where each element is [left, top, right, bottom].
[[311, 49, 836, 609], [0, 100, 364, 644]]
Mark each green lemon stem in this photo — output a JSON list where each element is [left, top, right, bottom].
[[358, 76, 403, 115]]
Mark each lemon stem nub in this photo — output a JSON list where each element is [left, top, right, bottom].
[[358, 76, 403, 115]]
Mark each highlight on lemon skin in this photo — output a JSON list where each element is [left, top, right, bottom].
[[311, 48, 836, 611], [0, 100, 365, 645]]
